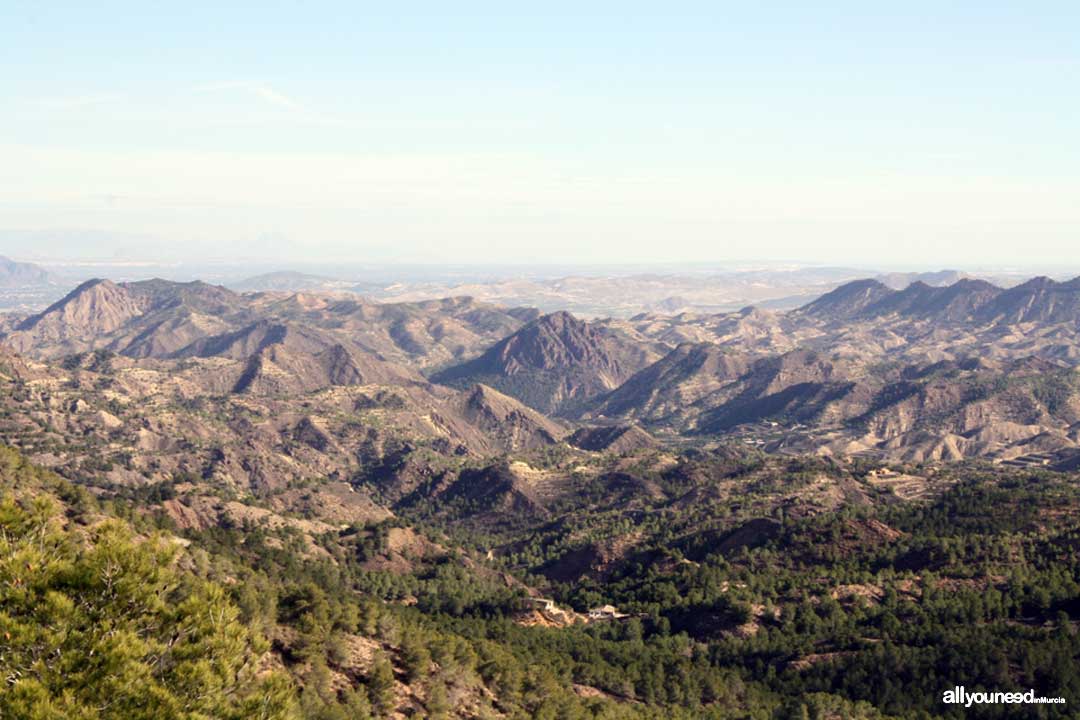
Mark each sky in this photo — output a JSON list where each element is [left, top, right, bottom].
[[2, 2, 1079, 267]]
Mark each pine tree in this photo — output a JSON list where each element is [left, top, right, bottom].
[[366, 651, 397, 718], [0, 490, 299, 720], [426, 679, 452, 720]]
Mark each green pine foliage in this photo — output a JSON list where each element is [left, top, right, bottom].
[[0, 448, 299, 720], [5, 442, 1080, 719]]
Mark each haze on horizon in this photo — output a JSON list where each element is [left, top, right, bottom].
[[3, 2, 1079, 268]]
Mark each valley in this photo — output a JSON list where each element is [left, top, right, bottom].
[[3, 272, 1080, 718], [9, 7, 1079, 718]]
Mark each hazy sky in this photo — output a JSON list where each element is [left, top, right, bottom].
[[3, 2, 1079, 266]]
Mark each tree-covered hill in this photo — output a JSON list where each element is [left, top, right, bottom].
[[6, 441, 1080, 718]]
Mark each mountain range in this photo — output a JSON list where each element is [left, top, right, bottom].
[[801, 275, 1080, 325], [4, 270, 1080, 718], [3, 273, 1080, 478]]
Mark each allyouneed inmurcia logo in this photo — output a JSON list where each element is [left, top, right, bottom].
[[943, 686, 1066, 708]]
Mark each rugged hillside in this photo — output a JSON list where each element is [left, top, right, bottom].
[[274, 294, 538, 371], [5, 279, 244, 358], [587, 346, 860, 435], [7, 270, 1080, 718], [798, 275, 1080, 327], [0, 445, 673, 719], [8, 279, 149, 352], [431, 311, 660, 415], [443, 384, 566, 452], [8, 272, 1080, 465], [849, 357, 1080, 462], [1, 279, 532, 370], [230, 341, 426, 395], [606, 275, 1080, 368], [800, 277, 1008, 323], [693, 349, 861, 432], [567, 424, 658, 453], [798, 279, 896, 320], [167, 319, 428, 394], [0, 345, 568, 499], [588, 342, 752, 422], [975, 275, 1080, 324], [587, 344, 1080, 461], [863, 279, 1002, 321]]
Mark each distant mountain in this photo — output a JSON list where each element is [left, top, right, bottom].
[[863, 279, 1003, 322], [1, 279, 532, 373], [10, 279, 148, 351], [356, 265, 882, 317], [875, 269, 970, 290], [798, 279, 895, 320], [0, 256, 52, 287], [8, 270, 1080, 465], [230, 270, 346, 292], [974, 276, 1080, 324], [798, 275, 1080, 325], [431, 311, 660, 415], [5, 278, 245, 358]]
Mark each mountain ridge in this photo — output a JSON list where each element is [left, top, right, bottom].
[[431, 310, 661, 415], [798, 275, 1080, 325]]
